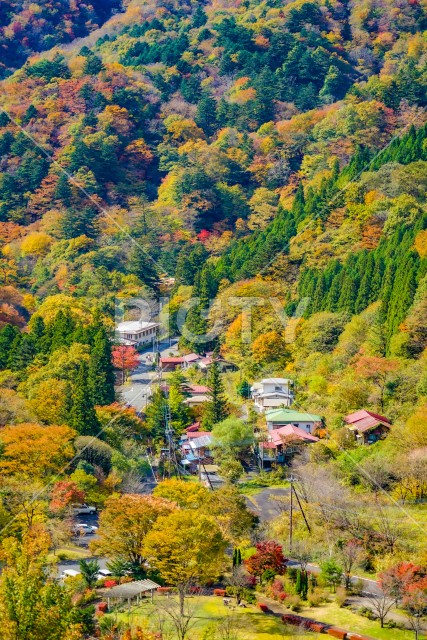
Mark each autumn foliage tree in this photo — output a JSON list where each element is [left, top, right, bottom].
[[91, 494, 175, 566], [112, 345, 139, 383], [49, 481, 85, 514], [0, 423, 75, 478], [245, 541, 287, 581], [144, 510, 227, 614]]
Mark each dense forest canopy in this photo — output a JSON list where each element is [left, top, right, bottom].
[[0, 5, 426, 630]]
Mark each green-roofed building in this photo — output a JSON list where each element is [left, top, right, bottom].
[[266, 408, 322, 435]]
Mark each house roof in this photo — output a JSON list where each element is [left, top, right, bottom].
[[189, 434, 213, 449], [100, 579, 160, 599], [270, 424, 319, 445], [185, 422, 201, 432], [160, 357, 185, 364], [345, 410, 391, 433], [182, 353, 201, 362], [182, 384, 211, 394], [187, 431, 211, 439], [117, 321, 159, 332], [266, 408, 322, 423], [345, 410, 391, 425], [260, 378, 293, 385]]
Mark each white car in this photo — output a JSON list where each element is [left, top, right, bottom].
[[72, 503, 97, 515], [96, 569, 113, 580], [72, 523, 98, 535], [60, 569, 81, 580]]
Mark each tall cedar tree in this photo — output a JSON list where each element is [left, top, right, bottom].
[[88, 326, 115, 406], [203, 348, 229, 429], [128, 244, 159, 292], [69, 362, 100, 436]]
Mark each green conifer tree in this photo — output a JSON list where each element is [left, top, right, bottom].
[[88, 326, 115, 406], [128, 244, 159, 292], [69, 363, 100, 436], [203, 348, 229, 429]]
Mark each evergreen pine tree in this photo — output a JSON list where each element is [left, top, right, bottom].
[[8, 334, 35, 371], [295, 570, 302, 595], [128, 244, 159, 292], [88, 326, 115, 406], [292, 183, 305, 224], [69, 363, 100, 436], [145, 388, 167, 440], [29, 316, 46, 354], [49, 310, 75, 352], [203, 348, 229, 429], [55, 173, 72, 203], [195, 93, 218, 137], [0, 324, 20, 368]]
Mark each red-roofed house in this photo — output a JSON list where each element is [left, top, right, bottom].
[[181, 384, 211, 396], [259, 424, 319, 466], [160, 353, 201, 371], [344, 410, 392, 445]]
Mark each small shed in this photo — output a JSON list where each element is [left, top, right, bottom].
[[102, 579, 160, 609]]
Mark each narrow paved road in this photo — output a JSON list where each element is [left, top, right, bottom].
[[117, 339, 179, 411]]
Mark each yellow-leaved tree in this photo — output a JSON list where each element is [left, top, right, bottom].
[[144, 510, 226, 614]]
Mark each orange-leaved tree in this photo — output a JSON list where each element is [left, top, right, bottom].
[[0, 423, 75, 478]]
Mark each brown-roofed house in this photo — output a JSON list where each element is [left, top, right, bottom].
[[344, 410, 392, 445]]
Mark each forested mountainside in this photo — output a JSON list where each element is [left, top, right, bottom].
[[0, 0, 123, 77], [0, 0, 427, 602]]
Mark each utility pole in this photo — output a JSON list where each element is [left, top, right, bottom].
[[289, 475, 294, 552]]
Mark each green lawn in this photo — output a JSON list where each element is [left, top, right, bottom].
[[47, 546, 90, 563], [111, 596, 322, 639], [298, 601, 418, 640]]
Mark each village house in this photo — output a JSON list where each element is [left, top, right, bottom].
[[116, 320, 159, 346], [344, 410, 392, 444], [259, 424, 319, 466], [197, 353, 238, 372], [159, 353, 200, 371], [265, 408, 322, 435], [251, 378, 294, 412]]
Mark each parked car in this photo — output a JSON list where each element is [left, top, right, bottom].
[[60, 569, 80, 580], [72, 503, 97, 515], [96, 569, 113, 580], [72, 523, 98, 535]]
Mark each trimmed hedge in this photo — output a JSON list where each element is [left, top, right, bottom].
[[327, 629, 347, 639]]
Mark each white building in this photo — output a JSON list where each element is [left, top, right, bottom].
[[116, 320, 159, 346], [251, 378, 294, 412]]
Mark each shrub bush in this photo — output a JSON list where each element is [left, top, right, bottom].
[[97, 602, 108, 613], [214, 589, 226, 597], [335, 586, 348, 608], [104, 580, 117, 588], [258, 603, 270, 612], [307, 588, 327, 607], [285, 594, 302, 612]]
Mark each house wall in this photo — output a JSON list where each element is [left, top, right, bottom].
[[267, 421, 315, 434]]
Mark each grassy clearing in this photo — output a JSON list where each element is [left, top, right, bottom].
[[298, 601, 416, 640], [239, 481, 290, 497], [47, 546, 90, 563], [111, 596, 321, 639]]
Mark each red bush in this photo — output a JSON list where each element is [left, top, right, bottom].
[[104, 580, 117, 588], [278, 592, 287, 601], [347, 635, 372, 640], [214, 589, 226, 597], [327, 629, 347, 639], [258, 603, 270, 613], [188, 586, 202, 594], [157, 587, 173, 594], [97, 602, 108, 613], [309, 622, 328, 632]]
